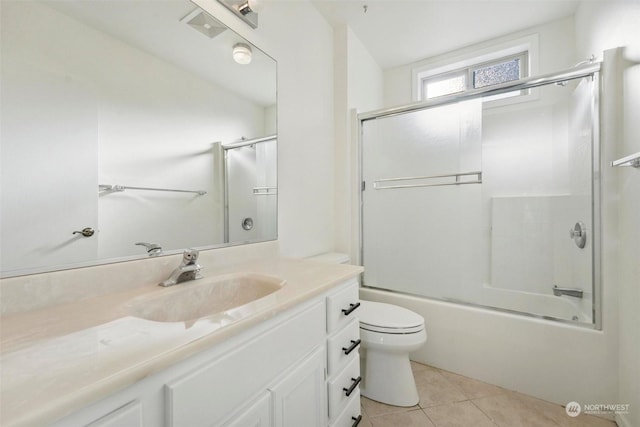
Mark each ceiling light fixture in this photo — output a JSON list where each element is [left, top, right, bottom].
[[233, 43, 252, 65]]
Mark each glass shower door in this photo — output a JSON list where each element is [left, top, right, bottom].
[[360, 74, 598, 325], [361, 99, 483, 301], [225, 138, 277, 243]]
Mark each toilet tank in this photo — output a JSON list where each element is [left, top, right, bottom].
[[307, 252, 350, 265]]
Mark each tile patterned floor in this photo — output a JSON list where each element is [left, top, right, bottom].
[[358, 362, 617, 427]]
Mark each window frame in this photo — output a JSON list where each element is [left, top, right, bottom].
[[420, 51, 528, 100], [412, 34, 539, 107]]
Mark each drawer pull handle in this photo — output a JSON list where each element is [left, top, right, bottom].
[[341, 302, 360, 316], [351, 415, 362, 426], [342, 339, 361, 355], [343, 376, 362, 397]]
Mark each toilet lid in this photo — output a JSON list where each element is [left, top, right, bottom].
[[358, 300, 424, 333]]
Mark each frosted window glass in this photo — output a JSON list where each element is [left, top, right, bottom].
[[425, 74, 466, 99], [473, 58, 520, 89]]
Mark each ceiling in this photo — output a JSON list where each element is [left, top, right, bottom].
[[312, 0, 581, 70], [42, 0, 277, 106]]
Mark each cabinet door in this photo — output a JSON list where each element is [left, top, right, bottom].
[[269, 347, 326, 427], [220, 392, 272, 427]]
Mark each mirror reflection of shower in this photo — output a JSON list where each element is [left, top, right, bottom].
[[360, 64, 600, 327], [222, 136, 277, 244]]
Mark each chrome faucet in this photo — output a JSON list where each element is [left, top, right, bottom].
[[136, 242, 163, 257], [160, 249, 202, 287], [553, 285, 583, 298]]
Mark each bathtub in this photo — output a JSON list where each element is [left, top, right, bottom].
[[475, 284, 592, 324], [359, 286, 615, 418]]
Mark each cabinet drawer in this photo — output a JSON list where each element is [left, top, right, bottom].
[[327, 355, 361, 420], [330, 390, 362, 427], [166, 301, 325, 427], [326, 279, 360, 333], [327, 319, 360, 376]]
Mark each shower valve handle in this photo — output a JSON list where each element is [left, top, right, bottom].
[[569, 222, 587, 249]]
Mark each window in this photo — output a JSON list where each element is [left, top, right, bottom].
[[420, 52, 528, 100]]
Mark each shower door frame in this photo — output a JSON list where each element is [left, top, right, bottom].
[[357, 62, 602, 329]]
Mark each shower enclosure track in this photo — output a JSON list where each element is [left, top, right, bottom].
[[359, 62, 601, 121]]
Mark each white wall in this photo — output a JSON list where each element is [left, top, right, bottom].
[[575, 3, 640, 426], [333, 25, 384, 262], [384, 16, 575, 108]]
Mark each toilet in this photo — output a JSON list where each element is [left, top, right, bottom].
[[358, 300, 426, 406], [307, 252, 427, 407]]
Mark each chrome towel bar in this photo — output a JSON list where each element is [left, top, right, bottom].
[[99, 184, 206, 195], [372, 171, 482, 190]]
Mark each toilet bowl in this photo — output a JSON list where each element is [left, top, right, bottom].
[[358, 300, 427, 407]]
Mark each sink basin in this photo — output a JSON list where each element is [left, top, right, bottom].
[[126, 273, 286, 322]]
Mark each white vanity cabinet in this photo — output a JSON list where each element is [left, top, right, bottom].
[[50, 277, 362, 427]]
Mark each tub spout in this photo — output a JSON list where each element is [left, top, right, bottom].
[[553, 285, 583, 298]]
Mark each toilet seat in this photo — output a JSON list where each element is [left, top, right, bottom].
[[359, 301, 425, 334]]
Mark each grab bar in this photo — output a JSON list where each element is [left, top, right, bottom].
[[373, 171, 482, 190], [553, 286, 583, 298], [99, 184, 206, 196]]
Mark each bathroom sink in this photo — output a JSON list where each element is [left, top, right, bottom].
[[125, 273, 286, 322]]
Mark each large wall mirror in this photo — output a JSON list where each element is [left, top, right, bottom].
[[0, 0, 277, 278]]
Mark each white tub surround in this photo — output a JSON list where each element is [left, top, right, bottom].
[[0, 245, 363, 427]]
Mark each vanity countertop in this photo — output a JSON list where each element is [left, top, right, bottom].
[[0, 257, 363, 427]]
